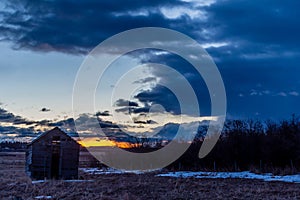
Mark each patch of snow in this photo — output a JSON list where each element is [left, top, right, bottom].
[[80, 168, 124, 174], [32, 179, 93, 184], [79, 167, 154, 175], [156, 171, 300, 184], [32, 180, 47, 184], [34, 196, 52, 199]]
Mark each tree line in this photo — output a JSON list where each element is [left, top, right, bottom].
[[167, 115, 300, 174], [0, 141, 27, 151]]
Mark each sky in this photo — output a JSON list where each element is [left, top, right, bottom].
[[0, 0, 300, 142]]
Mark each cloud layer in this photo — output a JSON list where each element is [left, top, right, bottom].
[[0, 0, 299, 120]]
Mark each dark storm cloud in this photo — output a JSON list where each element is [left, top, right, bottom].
[[133, 120, 157, 125], [0, 125, 36, 138], [0, 0, 191, 54], [0, 107, 77, 138], [1, 0, 300, 119], [131, 1, 300, 119], [0, 107, 135, 140], [114, 99, 139, 107], [40, 107, 50, 112], [131, 106, 151, 114], [204, 0, 300, 92], [95, 110, 111, 117], [134, 85, 181, 115], [1, 0, 299, 57], [0, 107, 37, 138], [114, 105, 150, 114], [0, 107, 34, 125], [114, 107, 130, 114], [206, 0, 300, 50], [0, 108, 16, 122], [135, 51, 211, 116]]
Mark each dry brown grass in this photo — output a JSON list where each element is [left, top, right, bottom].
[[1, 152, 300, 200]]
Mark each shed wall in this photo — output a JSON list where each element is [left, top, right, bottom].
[[26, 128, 79, 180]]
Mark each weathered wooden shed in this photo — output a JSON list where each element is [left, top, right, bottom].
[[26, 127, 80, 180]]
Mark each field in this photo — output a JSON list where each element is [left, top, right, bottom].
[[1, 152, 300, 200]]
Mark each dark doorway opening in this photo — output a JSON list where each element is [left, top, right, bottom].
[[51, 136, 60, 179]]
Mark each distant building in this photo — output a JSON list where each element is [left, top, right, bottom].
[[25, 127, 80, 180]]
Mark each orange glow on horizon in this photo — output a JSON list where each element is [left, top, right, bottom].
[[115, 141, 140, 148], [77, 137, 137, 148], [77, 138, 116, 147]]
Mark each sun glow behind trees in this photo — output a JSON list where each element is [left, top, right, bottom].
[[77, 137, 138, 148]]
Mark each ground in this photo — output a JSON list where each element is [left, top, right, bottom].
[[1, 152, 300, 200]]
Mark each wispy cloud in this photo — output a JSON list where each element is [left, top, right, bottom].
[[289, 91, 299, 96]]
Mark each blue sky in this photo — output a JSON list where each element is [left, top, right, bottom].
[[0, 0, 300, 140]]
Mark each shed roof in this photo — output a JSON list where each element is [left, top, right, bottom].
[[28, 127, 79, 146]]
